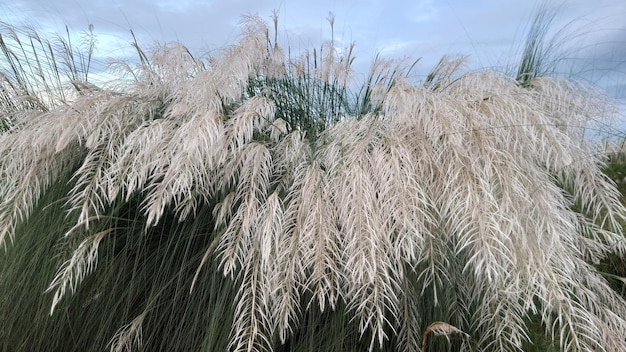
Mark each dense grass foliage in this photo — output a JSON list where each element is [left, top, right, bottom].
[[1, 14, 626, 352]]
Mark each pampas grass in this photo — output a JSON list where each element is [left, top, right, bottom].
[[1, 12, 626, 352], [0, 21, 95, 113]]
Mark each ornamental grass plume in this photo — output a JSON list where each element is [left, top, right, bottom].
[[1, 14, 626, 352]]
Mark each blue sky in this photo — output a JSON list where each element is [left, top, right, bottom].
[[2, 0, 625, 101]]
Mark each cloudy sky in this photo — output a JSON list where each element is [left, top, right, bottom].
[[2, 0, 625, 100]]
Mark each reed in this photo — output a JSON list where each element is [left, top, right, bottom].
[[0, 11, 625, 352]]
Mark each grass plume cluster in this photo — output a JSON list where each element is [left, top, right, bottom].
[[0, 21, 95, 112], [1, 13, 626, 352]]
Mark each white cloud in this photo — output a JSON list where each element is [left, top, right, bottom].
[[408, 0, 439, 23], [377, 39, 421, 57]]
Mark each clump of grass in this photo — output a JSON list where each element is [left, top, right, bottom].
[[0, 21, 95, 134], [515, 2, 563, 86], [1, 12, 626, 352]]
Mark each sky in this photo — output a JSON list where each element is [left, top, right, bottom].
[[1, 0, 626, 102]]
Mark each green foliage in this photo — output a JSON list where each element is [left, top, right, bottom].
[[515, 3, 562, 86], [0, 180, 236, 351]]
